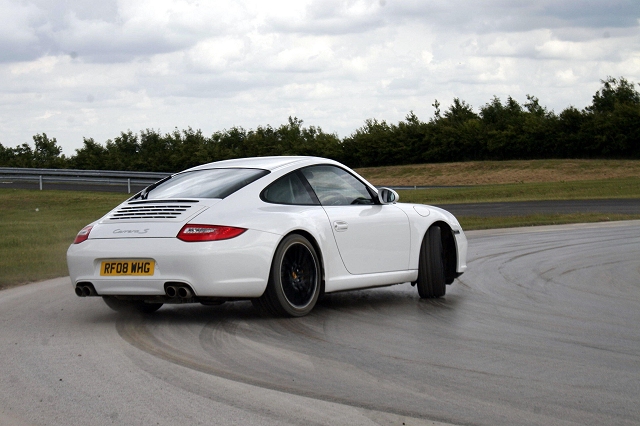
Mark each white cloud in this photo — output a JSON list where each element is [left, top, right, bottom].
[[267, 0, 386, 35], [186, 38, 248, 72], [0, 0, 49, 62], [0, 0, 639, 155]]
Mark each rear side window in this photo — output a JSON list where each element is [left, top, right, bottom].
[[261, 172, 319, 205], [138, 168, 269, 199], [300, 165, 375, 206]]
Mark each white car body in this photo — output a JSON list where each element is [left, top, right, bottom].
[[67, 156, 467, 315]]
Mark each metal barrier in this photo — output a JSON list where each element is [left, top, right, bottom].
[[0, 167, 171, 193], [0, 167, 433, 194]]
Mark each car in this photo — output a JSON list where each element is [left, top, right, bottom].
[[67, 156, 467, 317]]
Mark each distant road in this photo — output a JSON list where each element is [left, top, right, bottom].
[[436, 198, 640, 216]]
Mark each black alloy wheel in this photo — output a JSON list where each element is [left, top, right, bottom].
[[252, 234, 321, 317]]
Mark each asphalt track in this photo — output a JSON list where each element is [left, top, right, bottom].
[[1, 221, 639, 425]]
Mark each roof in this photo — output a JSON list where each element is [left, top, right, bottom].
[[187, 156, 334, 172]]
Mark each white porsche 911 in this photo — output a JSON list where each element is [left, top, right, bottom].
[[67, 156, 467, 317]]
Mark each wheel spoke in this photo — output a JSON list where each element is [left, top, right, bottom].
[[280, 243, 317, 308]]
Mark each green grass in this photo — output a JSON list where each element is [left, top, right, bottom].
[[356, 159, 640, 186], [1, 174, 640, 288], [0, 189, 129, 289], [397, 178, 640, 204]]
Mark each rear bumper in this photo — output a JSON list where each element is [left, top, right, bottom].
[[66, 229, 279, 298]]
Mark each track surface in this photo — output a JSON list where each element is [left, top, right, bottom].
[[1, 221, 639, 425]]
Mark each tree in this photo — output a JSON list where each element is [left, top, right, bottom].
[[556, 106, 585, 157], [342, 119, 397, 167], [444, 98, 477, 123], [480, 96, 524, 159], [3, 75, 639, 170], [583, 76, 640, 157], [72, 138, 107, 170], [9, 143, 34, 168], [104, 131, 140, 170], [0, 142, 11, 166], [166, 128, 210, 171], [426, 99, 481, 162], [521, 95, 559, 158], [32, 133, 65, 168], [588, 76, 640, 114]]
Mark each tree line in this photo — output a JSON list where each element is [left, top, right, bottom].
[[1, 76, 639, 171]]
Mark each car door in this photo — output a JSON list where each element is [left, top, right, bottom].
[[300, 165, 411, 275]]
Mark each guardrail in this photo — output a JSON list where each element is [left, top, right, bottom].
[[0, 167, 171, 193], [0, 167, 436, 194]]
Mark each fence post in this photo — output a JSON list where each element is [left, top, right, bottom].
[[127, 178, 131, 194], [39, 175, 43, 190]]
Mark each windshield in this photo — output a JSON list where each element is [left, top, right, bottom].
[[136, 168, 269, 200]]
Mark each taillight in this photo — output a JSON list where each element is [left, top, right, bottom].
[[73, 225, 93, 244], [177, 224, 247, 242]]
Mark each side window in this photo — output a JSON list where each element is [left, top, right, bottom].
[[261, 172, 318, 205], [300, 166, 375, 206]]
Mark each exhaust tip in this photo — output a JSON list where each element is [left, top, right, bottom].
[[177, 287, 192, 298], [165, 283, 195, 299], [75, 283, 97, 297], [82, 285, 95, 297]]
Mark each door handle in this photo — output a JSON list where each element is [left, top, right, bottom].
[[333, 221, 348, 232]]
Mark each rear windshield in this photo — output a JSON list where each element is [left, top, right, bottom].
[[137, 168, 269, 200]]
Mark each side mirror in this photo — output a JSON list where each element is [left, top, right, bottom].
[[378, 187, 399, 204]]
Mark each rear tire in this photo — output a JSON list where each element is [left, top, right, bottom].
[[416, 225, 446, 298], [252, 234, 321, 317], [102, 296, 163, 314]]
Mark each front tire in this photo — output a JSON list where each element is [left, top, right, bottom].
[[102, 296, 163, 314], [252, 234, 321, 317], [416, 225, 446, 298]]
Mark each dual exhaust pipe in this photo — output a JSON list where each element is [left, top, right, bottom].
[[75, 283, 194, 299], [75, 283, 97, 297], [165, 284, 193, 299]]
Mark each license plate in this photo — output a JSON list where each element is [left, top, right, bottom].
[[100, 260, 155, 276]]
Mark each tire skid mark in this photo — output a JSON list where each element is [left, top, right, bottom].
[[107, 222, 640, 426], [115, 310, 467, 422]]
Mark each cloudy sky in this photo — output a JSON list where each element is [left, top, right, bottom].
[[1, 0, 639, 155]]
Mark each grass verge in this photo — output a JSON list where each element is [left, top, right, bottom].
[[397, 178, 640, 204], [357, 159, 640, 186], [0, 189, 129, 289], [1, 172, 639, 288]]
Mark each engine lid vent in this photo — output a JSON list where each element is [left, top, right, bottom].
[[106, 201, 199, 222]]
